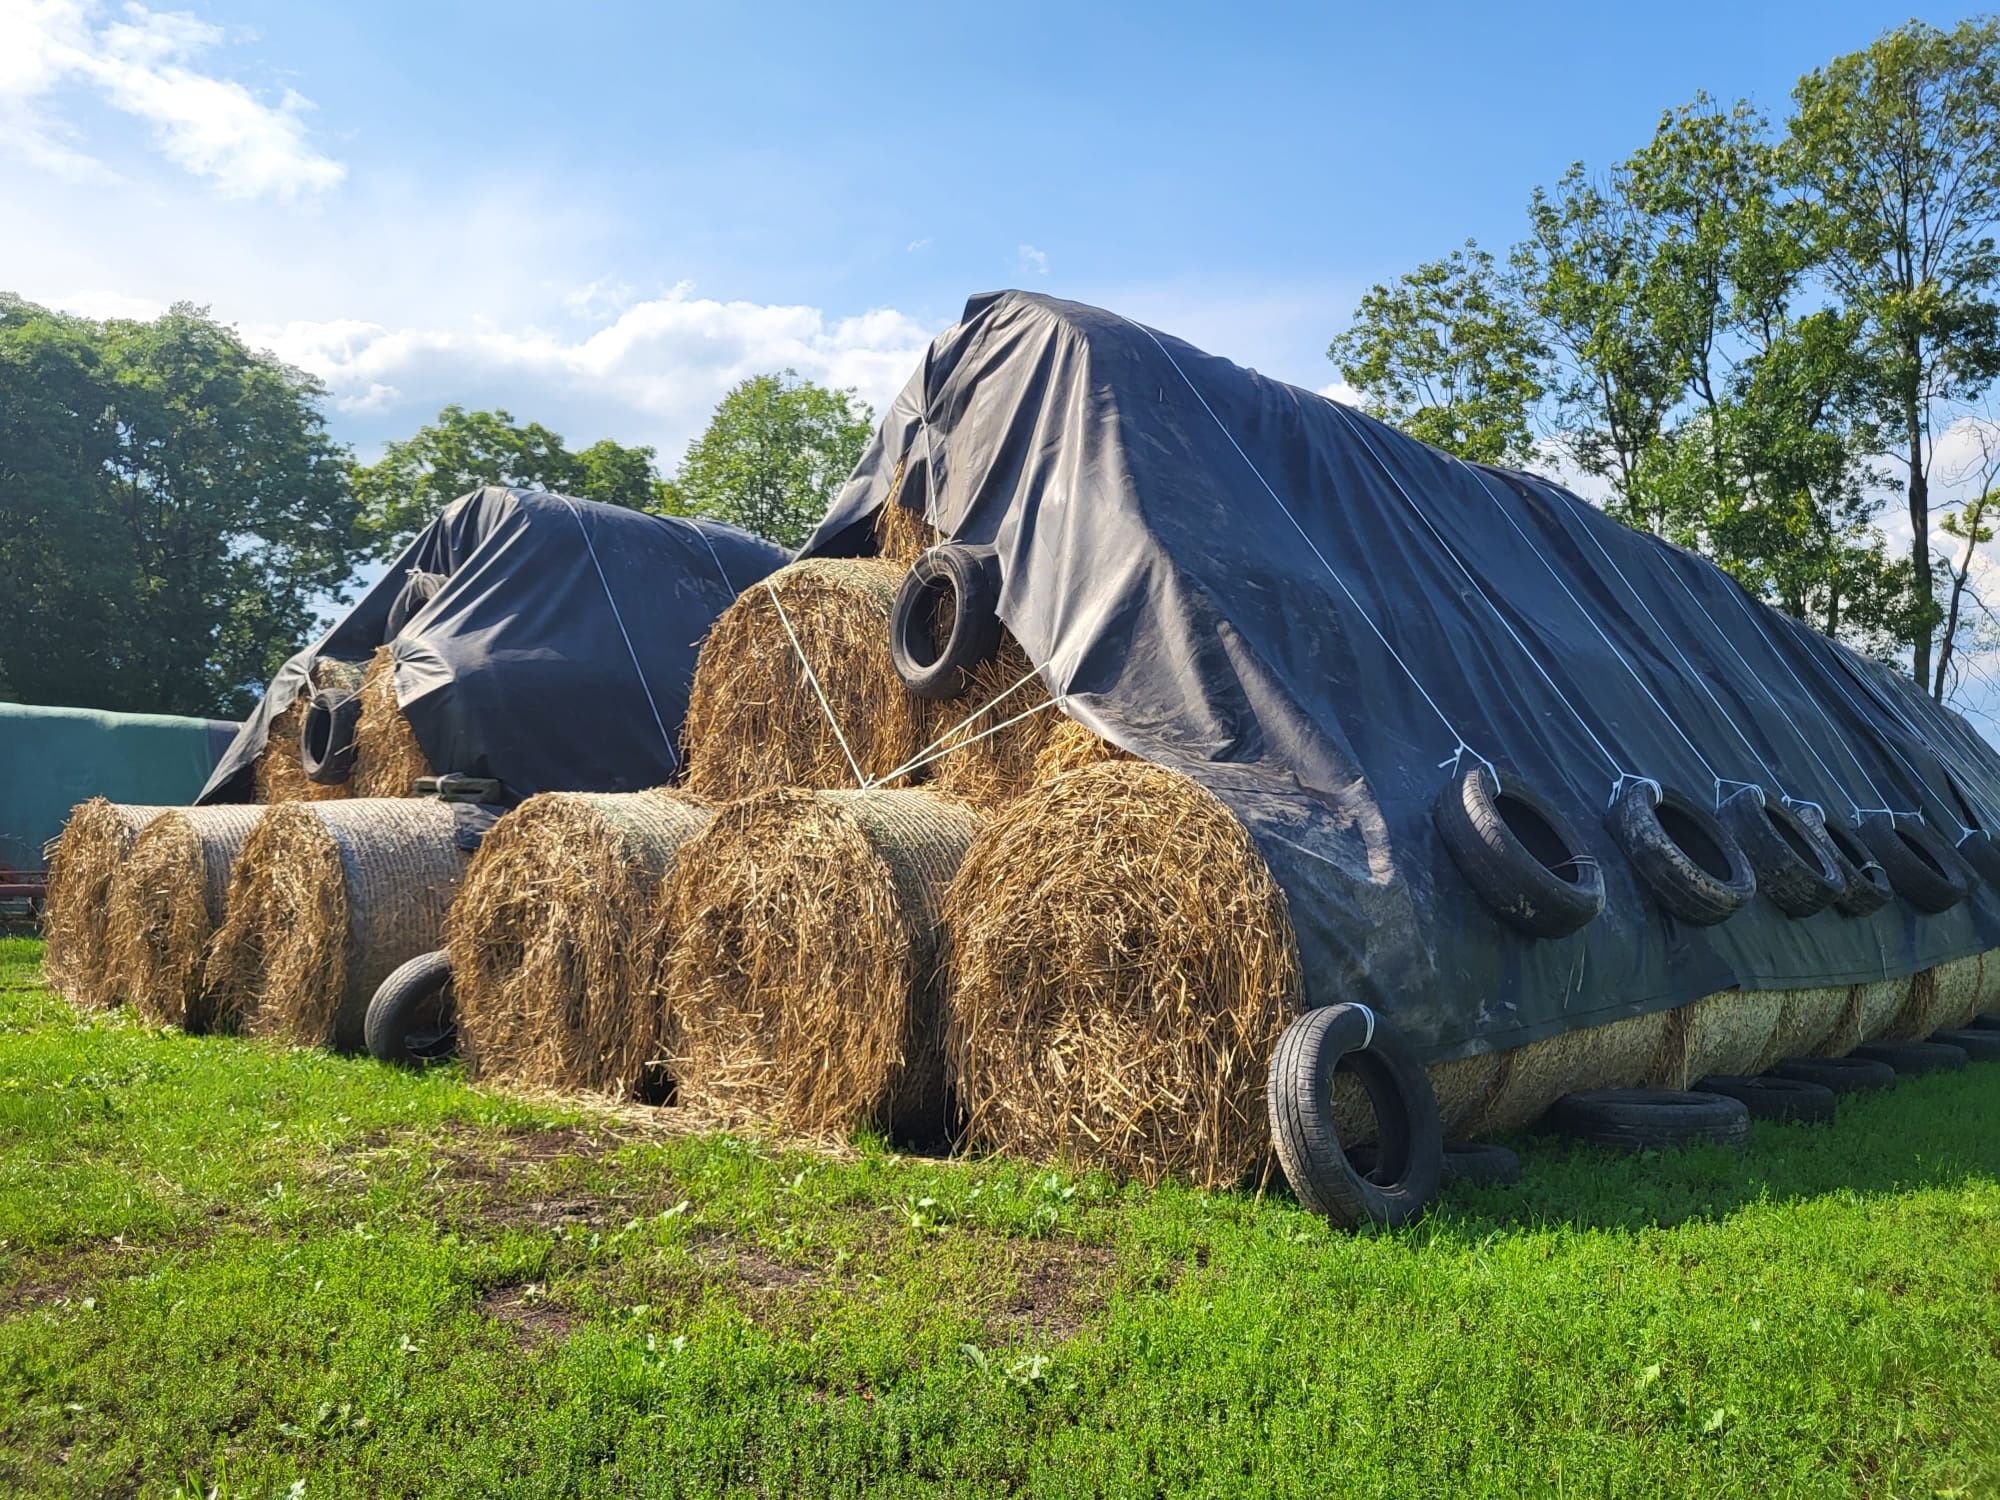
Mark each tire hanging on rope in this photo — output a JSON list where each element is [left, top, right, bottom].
[[1431, 763, 1604, 940], [1604, 783, 1755, 926]]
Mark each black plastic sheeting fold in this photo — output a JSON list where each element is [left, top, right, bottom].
[[201, 487, 788, 809], [804, 290, 2000, 1063]]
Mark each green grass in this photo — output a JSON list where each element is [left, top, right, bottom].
[[1, 933, 1997, 1496]]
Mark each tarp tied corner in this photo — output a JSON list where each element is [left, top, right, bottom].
[[803, 290, 2000, 1063]]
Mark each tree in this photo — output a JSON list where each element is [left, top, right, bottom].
[[1788, 19, 2000, 691], [1327, 242, 1546, 464], [672, 372, 874, 547], [0, 296, 360, 716], [352, 404, 668, 555]]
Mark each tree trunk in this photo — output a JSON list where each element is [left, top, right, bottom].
[[1907, 391, 1933, 690]]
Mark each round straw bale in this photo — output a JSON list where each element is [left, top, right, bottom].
[[874, 494, 938, 568], [1977, 947, 2000, 1017], [450, 790, 711, 1096], [1461, 1009, 1671, 1137], [104, 806, 266, 1031], [660, 788, 983, 1138], [1330, 1048, 1506, 1147], [683, 559, 929, 801], [943, 761, 1299, 1188], [1030, 714, 1129, 786], [209, 799, 467, 1050], [1881, 967, 1946, 1041], [1645, 990, 1783, 1088], [1819, 978, 1905, 1056], [255, 659, 365, 804], [1751, 985, 1853, 1072], [1930, 953, 1984, 1030], [925, 635, 1068, 808], [350, 647, 433, 799], [41, 800, 176, 1007]]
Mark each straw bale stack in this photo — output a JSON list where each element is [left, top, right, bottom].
[[42, 800, 176, 1006], [104, 805, 265, 1030], [450, 790, 711, 1096], [350, 647, 433, 799], [1460, 1010, 1670, 1137]]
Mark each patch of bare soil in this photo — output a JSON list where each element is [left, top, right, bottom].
[[477, 1282, 574, 1346]]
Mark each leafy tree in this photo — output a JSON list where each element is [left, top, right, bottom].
[[0, 296, 360, 717], [1327, 242, 1546, 464], [672, 371, 874, 547], [352, 404, 668, 555], [1788, 18, 2000, 691]]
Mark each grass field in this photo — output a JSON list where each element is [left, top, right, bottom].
[[2, 934, 1998, 1496]]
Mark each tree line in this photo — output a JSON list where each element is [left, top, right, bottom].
[[0, 294, 872, 717], [1329, 18, 2000, 708]]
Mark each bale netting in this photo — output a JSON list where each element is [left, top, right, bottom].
[[659, 788, 983, 1139], [104, 805, 266, 1031], [1881, 955, 1983, 1040], [450, 790, 711, 1097], [212, 799, 467, 1050], [1647, 989, 1785, 1088], [1821, 977, 1907, 1056], [255, 659, 365, 804], [943, 760, 1299, 1188], [1461, 1010, 1670, 1137], [41, 800, 176, 1007], [1752, 985, 1853, 1072], [350, 647, 433, 799], [682, 559, 929, 801]]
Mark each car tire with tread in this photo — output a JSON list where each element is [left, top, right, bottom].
[[1720, 789, 1843, 918], [889, 544, 1004, 701], [1604, 784, 1756, 926], [365, 950, 457, 1067], [1767, 1055, 1896, 1094], [1545, 1088, 1750, 1153], [1851, 1039, 1969, 1075], [1432, 764, 1604, 940], [1693, 1073, 1838, 1123]]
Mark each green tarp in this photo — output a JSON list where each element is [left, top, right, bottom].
[[0, 702, 235, 872]]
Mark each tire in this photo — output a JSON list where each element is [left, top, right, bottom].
[[1768, 1055, 1896, 1094], [299, 686, 362, 786], [1969, 1014, 2000, 1032], [386, 569, 448, 640], [1692, 1073, 1838, 1124], [1720, 790, 1842, 919], [1929, 1027, 2000, 1062], [365, 950, 457, 1066], [1432, 764, 1604, 939], [1545, 1088, 1749, 1153], [1349, 1140, 1521, 1189], [1851, 1039, 1969, 1075], [1604, 783, 1756, 926], [1952, 828, 2000, 889], [1799, 807, 1894, 917], [1268, 1004, 1443, 1229], [889, 544, 1004, 700], [1859, 816, 1973, 913]]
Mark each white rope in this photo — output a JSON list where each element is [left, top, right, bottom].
[[687, 519, 738, 594], [561, 497, 678, 773], [868, 661, 1046, 787], [875, 693, 1068, 787], [1127, 316, 1496, 791], [1814, 637, 1990, 837], [1772, 614, 1948, 823], [763, 579, 867, 788]]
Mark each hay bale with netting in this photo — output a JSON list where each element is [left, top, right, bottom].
[[1931, 953, 1984, 1030], [104, 806, 265, 1031], [1881, 967, 1945, 1041], [350, 647, 433, 799], [1460, 1010, 1671, 1137], [1331, 1049, 1505, 1147], [42, 800, 176, 1007], [943, 760, 1298, 1188], [1819, 978, 1905, 1056], [450, 790, 711, 1096], [1752, 985, 1853, 1071], [1646, 990, 1783, 1088], [874, 495, 937, 568], [207, 799, 466, 1049], [682, 559, 929, 801], [255, 659, 366, 804], [660, 788, 983, 1138]]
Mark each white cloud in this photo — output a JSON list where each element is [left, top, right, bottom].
[[0, 0, 343, 198], [1317, 379, 1361, 407], [1016, 243, 1049, 276], [48, 285, 165, 320], [251, 286, 938, 463], [905, 237, 932, 253]]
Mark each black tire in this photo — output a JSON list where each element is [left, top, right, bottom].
[[1768, 1055, 1896, 1094], [365, 950, 457, 1067], [1720, 790, 1842, 919], [1859, 816, 1972, 913], [1929, 1027, 2000, 1062], [1692, 1073, 1838, 1124], [1604, 784, 1756, 926], [1350, 1139, 1522, 1189], [1545, 1088, 1750, 1153], [1268, 1004, 1443, 1229], [889, 544, 1004, 700], [1851, 1039, 1969, 1075], [1799, 807, 1894, 917], [386, 569, 448, 640], [1432, 764, 1604, 939], [1951, 828, 2000, 889], [1969, 1014, 2000, 1032], [299, 686, 362, 786]]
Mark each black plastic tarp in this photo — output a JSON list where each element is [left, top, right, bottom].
[[804, 290, 2000, 1063], [201, 487, 789, 808]]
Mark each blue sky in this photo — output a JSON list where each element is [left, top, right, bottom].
[[8, 0, 1999, 726]]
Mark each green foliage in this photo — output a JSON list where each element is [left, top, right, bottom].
[[352, 405, 669, 556], [0, 296, 359, 718], [1328, 241, 1546, 464], [1, 944, 1998, 1494], [673, 370, 875, 547]]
